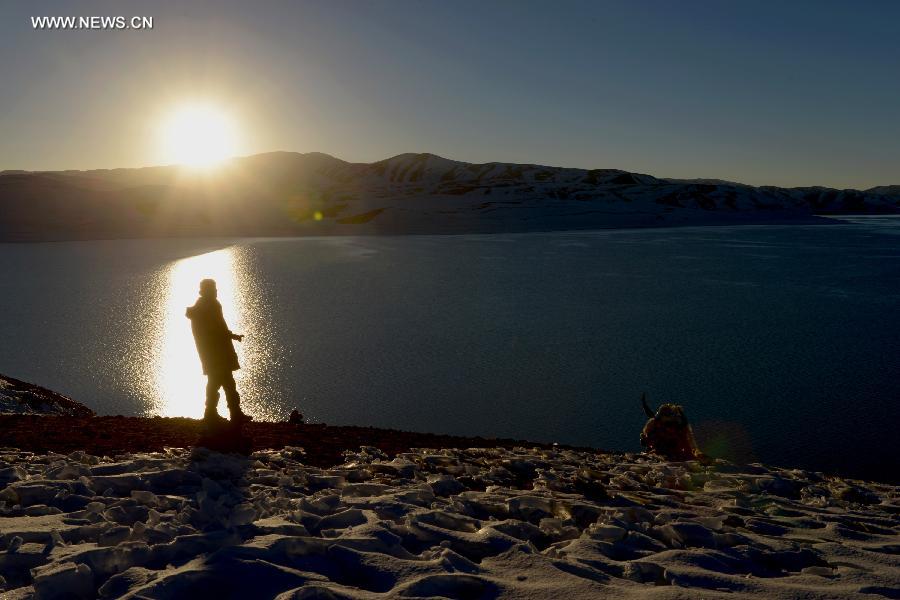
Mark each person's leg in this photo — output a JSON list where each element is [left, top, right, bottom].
[[204, 373, 222, 419], [222, 371, 245, 420]]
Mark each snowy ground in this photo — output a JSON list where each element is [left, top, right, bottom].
[[0, 445, 898, 599]]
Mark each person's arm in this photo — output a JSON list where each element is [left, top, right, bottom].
[[215, 302, 244, 341]]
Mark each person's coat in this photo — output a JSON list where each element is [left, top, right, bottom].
[[185, 296, 240, 375]]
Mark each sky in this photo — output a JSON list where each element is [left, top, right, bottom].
[[1, 0, 898, 188]]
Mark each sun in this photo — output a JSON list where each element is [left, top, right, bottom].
[[160, 104, 237, 167]]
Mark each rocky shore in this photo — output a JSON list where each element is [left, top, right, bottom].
[[0, 415, 587, 472], [0, 376, 94, 418]]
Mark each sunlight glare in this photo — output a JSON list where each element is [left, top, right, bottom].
[[160, 104, 237, 167], [155, 248, 244, 418]]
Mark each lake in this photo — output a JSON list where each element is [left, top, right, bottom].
[[1, 219, 898, 481]]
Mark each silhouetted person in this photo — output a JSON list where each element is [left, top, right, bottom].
[[186, 278, 250, 423]]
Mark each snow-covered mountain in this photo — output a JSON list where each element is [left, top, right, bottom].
[[1, 152, 897, 240]]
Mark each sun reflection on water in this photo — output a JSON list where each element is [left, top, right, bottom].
[[148, 246, 277, 420]]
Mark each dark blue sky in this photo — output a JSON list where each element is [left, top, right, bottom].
[[1, 0, 898, 187]]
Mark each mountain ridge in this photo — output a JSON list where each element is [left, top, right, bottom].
[[5, 151, 897, 192], [1, 152, 897, 241]]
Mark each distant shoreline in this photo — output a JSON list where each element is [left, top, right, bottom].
[[0, 212, 845, 244]]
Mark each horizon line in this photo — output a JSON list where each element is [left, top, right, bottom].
[[1, 149, 896, 192]]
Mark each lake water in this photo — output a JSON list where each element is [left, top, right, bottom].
[[1, 219, 898, 481]]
